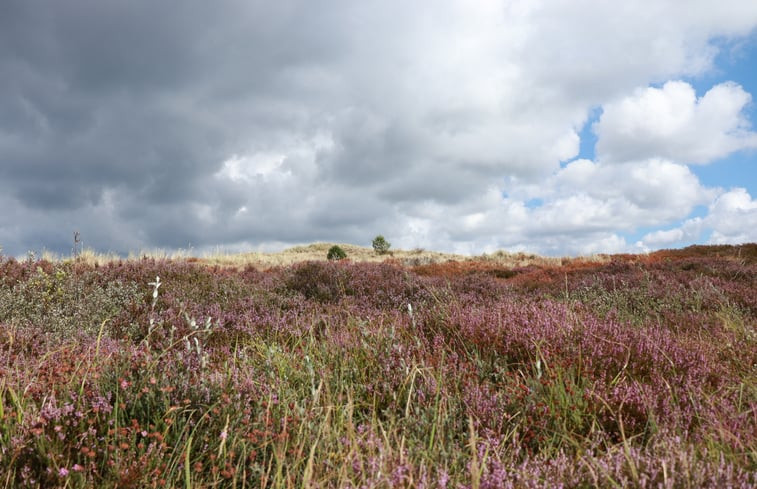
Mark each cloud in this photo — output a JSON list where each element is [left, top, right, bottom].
[[640, 188, 757, 247], [450, 158, 713, 255], [707, 188, 757, 244], [595, 81, 757, 164], [1, 1, 757, 256]]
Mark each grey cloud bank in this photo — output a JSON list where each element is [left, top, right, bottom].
[[1, 0, 757, 257]]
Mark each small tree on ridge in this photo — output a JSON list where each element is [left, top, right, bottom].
[[372, 235, 391, 255]]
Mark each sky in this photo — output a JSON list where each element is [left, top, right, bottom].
[[1, 0, 757, 258]]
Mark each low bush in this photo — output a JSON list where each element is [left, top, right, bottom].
[[284, 261, 351, 303], [327, 245, 347, 261]]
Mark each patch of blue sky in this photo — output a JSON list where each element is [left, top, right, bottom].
[[524, 197, 544, 209], [691, 150, 757, 195], [689, 204, 709, 220], [619, 229, 650, 247], [568, 107, 602, 165]]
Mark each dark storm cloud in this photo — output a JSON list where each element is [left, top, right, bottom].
[[1, 0, 467, 256], [0, 0, 358, 254], [320, 109, 418, 185]]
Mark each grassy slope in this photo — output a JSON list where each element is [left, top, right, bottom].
[[0, 244, 755, 488], [64, 242, 593, 269]]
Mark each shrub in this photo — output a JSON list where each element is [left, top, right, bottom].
[[327, 245, 347, 261], [285, 261, 351, 302], [372, 235, 391, 255], [0, 263, 142, 341]]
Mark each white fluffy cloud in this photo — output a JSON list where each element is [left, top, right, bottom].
[[640, 188, 757, 247], [706, 188, 757, 244], [596, 81, 757, 164], [427, 158, 714, 255]]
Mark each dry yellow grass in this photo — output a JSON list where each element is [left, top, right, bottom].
[[192, 243, 610, 269], [48, 242, 610, 270], [198, 242, 465, 268]]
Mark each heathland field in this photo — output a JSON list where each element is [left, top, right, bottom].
[[0, 244, 755, 488]]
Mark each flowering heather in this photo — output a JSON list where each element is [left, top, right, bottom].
[[0, 244, 755, 488]]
